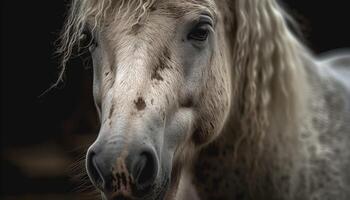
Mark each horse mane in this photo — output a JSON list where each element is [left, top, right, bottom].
[[218, 0, 311, 194]]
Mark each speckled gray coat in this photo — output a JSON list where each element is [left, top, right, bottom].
[[191, 52, 350, 200]]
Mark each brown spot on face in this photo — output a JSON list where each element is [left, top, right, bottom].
[[163, 46, 171, 60], [157, 47, 172, 70], [151, 47, 172, 82], [111, 160, 133, 196], [134, 97, 146, 111], [155, 58, 167, 71], [151, 70, 163, 81], [116, 173, 121, 190], [109, 104, 115, 119], [121, 173, 127, 186]]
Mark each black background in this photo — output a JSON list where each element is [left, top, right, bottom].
[[1, 0, 350, 199]]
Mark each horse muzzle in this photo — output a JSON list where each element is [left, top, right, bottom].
[[86, 139, 161, 199]]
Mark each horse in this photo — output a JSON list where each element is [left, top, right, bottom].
[[57, 0, 350, 199]]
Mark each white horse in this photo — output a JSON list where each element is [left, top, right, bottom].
[[58, 0, 350, 199]]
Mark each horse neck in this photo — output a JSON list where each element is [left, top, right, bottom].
[[191, 47, 314, 200], [191, 115, 301, 199]]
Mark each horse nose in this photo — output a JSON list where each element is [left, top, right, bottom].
[[129, 149, 158, 191], [86, 148, 113, 191], [86, 144, 158, 196]]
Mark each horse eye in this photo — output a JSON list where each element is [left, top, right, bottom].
[[188, 23, 211, 41]]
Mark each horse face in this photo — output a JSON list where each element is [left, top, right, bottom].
[[84, 1, 231, 199]]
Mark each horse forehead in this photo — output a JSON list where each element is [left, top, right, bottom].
[[93, 0, 218, 40], [108, 0, 216, 19], [158, 0, 216, 10]]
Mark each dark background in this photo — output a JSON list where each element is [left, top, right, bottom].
[[1, 1, 350, 199]]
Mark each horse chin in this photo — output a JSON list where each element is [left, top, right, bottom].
[[100, 177, 170, 200], [101, 191, 167, 200]]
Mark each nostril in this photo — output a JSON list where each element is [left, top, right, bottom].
[[86, 151, 104, 189], [132, 151, 157, 190]]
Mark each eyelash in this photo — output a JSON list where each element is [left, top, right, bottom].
[[187, 22, 211, 41], [187, 14, 213, 42]]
